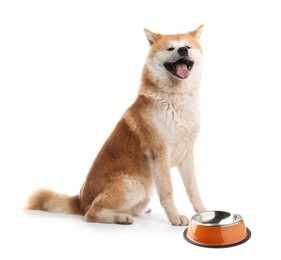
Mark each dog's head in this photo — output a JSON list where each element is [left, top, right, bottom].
[[143, 25, 203, 87]]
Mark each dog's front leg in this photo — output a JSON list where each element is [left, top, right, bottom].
[[146, 147, 189, 226], [178, 147, 206, 213]]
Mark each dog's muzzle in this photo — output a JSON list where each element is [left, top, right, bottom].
[[164, 57, 194, 79], [164, 46, 194, 79]]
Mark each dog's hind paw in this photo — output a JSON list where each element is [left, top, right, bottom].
[[117, 214, 135, 224], [145, 207, 152, 214]]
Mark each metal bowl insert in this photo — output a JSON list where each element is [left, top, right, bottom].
[[192, 211, 243, 226]]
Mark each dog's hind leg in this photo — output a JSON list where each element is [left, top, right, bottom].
[[84, 177, 148, 224], [85, 207, 135, 224]]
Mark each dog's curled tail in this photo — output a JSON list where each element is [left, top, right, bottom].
[[25, 188, 81, 215]]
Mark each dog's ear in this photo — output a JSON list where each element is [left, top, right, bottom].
[[190, 24, 204, 40], [144, 29, 161, 46]]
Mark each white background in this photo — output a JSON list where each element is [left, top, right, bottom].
[[1, 0, 280, 259]]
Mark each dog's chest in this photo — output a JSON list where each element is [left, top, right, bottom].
[[152, 94, 199, 165]]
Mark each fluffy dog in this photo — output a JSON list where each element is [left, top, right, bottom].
[[26, 25, 206, 225]]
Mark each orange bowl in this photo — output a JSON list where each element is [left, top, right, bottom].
[[183, 211, 251, 248]]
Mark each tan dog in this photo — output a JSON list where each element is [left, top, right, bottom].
[[26, 25, 206, 225]]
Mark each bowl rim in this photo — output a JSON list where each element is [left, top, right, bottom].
[[191, 210, 244, 227]]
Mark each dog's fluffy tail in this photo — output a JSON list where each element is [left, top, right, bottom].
[[25, 188, 81, 215]]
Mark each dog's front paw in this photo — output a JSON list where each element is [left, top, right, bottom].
[[193, 200, 206, 213], [195, 206, 206, 213], [168, 214, 189, 226]]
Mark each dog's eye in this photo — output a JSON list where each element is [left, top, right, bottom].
[[167, 47, 175, 51], [187, 46, 191, 49]]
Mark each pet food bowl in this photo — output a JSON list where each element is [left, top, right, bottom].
[[183, 211, 251, 248]]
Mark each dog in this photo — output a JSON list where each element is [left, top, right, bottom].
[[26, 25, 206, 225]]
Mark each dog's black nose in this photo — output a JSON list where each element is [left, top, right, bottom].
[[178, 47, 188, 57]]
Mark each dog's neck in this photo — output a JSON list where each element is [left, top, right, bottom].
[[138, 66, 200, 101]]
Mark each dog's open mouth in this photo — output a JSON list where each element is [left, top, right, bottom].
[[164, 58, 194, 79]]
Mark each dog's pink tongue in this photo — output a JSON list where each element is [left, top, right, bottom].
[[176, 63, 189, 78]]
